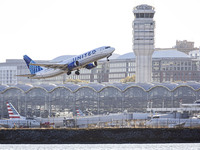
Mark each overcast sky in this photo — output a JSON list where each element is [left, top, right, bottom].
[[0, 0, 200, 62]]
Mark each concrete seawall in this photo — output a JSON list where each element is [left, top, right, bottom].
[[0, 128, 200, 144]]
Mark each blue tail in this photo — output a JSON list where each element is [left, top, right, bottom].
[[23, 55, 43, 74]]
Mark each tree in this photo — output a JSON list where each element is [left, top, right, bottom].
[[64, 79, 89, 84], [120, 75, 136, 83]]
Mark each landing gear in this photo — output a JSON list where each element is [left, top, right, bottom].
[[67, 71, 71, 75], [75, 70, 80, 75], [107, 54, 112, 61]]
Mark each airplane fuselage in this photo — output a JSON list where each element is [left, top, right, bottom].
[[0, 119, 40, 128], [30, 46, 115, 79], [146, 118, 200, 128]]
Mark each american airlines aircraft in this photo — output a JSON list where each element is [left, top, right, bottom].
[[76, 109, 85, 117], [0, 102, 40, 128], [17, 46, 115, 79]]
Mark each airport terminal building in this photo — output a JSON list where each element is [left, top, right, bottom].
[[0, 82, 200, 119], [1, 3, 200, 120], [0, 49, 200, 119]]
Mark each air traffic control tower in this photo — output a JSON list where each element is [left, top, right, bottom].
[[133, 5, 155, 83]]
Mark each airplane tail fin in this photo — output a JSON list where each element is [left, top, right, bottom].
[[6, 102, 25, 119], [23, 55, 43, 74], [76, 109, 85, 116]]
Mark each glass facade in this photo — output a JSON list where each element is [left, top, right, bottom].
[[1, 83, 200, 119]]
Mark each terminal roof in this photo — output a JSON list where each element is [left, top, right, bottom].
[[2, 82, 200, 93]]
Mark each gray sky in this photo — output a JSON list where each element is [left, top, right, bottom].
[[0, 0, 200, 61]]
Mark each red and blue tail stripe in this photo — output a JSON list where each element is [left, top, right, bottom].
[[76, 109, 85, 116], [6, 102, 21, 119]]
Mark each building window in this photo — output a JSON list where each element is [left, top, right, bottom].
[[140, 13, 144, 18]]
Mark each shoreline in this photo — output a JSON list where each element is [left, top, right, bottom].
[[0, 128, 200, 144]]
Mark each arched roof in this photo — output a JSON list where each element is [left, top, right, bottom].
[[2, 82, 200, 93], [13, 84, 33, 92], [135, 83, 154, 91], [80, 83, 104, 91], [38, 84, 57, 92], [152, 83, 178, 91], [105, 83, 130, 91], [61, 83, 81, 92], [0, 85, 9, 92], [180, 82, 200, 90]]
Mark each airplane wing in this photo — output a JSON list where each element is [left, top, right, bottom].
[[30, 63, 68, 70], [16, 74, 35, 77], [175, 122, 186, 127], [169, 122, 186, 128], [0, 124, 9, 128]]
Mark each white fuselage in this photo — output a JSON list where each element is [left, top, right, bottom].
[[30, 47, 115, 79], [146, 118, 200, 128], [0, 118, 40, 128]]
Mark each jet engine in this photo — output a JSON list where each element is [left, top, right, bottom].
[[85, 61, 97, 69], [67, 61, 79, 70]]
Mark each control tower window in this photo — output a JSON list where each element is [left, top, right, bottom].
[[145, 13, 149, 18], [135, 14, 139, 18], [149, 13, 154, 18], [140, 13, 144, 18]]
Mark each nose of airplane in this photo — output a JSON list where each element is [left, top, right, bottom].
[[109, 47, 115, 53]]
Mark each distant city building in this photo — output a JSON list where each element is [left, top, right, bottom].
[[175, 40, 197, 54], [132, 4, 155, 83], [0, 4, 200, 85], [152, 57, 200, 83], [0, 59, 49, 85], [0, 66, 17, 85], [189, 49, 200, 59], [0, 49, 200, 84]]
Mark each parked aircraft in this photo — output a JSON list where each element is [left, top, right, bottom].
[[17, 46, 115, 79], [182, 100, 200, 107], [76, 109, 85, 117], [145, 118, 200, 128], [0, 102, 40, 128]]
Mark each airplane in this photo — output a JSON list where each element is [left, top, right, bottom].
[[181, 100, 200, 107], [0, 102, 40, 128], [76, 109, 85, 117], [17, 46, 115, 79], [145, 118, 200, 128]]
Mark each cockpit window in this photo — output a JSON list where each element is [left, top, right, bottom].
[[105, 46, 110, 49]]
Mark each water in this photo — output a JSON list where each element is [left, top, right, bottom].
[[0, 144, 200, 150]]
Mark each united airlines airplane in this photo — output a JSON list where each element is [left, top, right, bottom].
[[17, 46, 115, 79]]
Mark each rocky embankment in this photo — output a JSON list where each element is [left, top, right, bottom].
[[0, 128, 200, 144]]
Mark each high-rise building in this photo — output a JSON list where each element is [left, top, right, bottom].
[[133, 4, 155, 83]]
